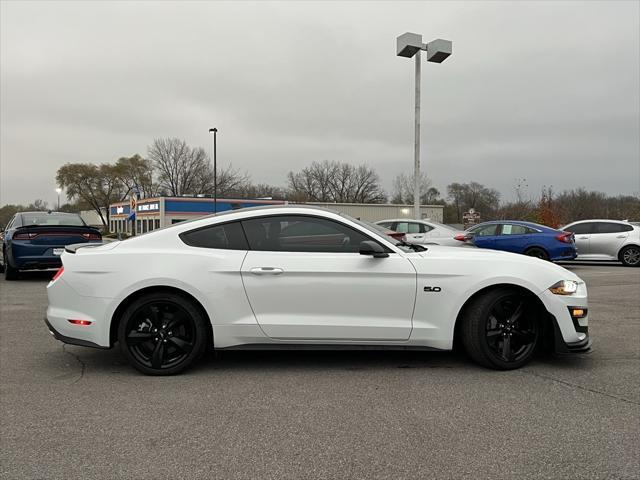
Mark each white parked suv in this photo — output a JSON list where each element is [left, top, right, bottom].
[[562, 219, 640, 267], [376, 219, 466, 246]]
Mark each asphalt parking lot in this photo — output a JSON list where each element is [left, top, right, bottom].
[[1, 263, 638, 480]]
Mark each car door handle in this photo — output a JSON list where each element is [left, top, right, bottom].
[[616, 235, 627, 238], [578, 236, 589, 239], [250, 267, 284, 275], [413, 235, 424, 239]]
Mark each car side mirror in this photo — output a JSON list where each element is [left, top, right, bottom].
[[359, 240, 389, 258]]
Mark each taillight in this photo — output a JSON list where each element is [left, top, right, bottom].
[[14, 232, 37, 240], [68, 319, 92, 326], [556, 232, 573, 244], [81, 233, 102, 240], [52, 266, 64, 282], [454, 234, 472, 242]]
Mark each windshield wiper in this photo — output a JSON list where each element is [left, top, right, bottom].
[[397, 240, 427, 252]]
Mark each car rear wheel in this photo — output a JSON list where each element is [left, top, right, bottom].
[[620, 245, 640, 267], [118, 292, 208, 375], [461, 287, 540, 370], [3, 252, 18, 280], [524, 247, 549, 261]]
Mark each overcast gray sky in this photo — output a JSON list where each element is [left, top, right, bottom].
[[1, 0, 639, 207]]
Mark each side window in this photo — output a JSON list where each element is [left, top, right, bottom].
[[473, 224, 499, 236], [501, 224, 530, 235], [565, 222, 597, 235], [395, 222, 426, 234], [180, 221, 248, 250], [378, 222, 393, 229], [596, 222, 627, 234], [242, 215, 375, 253]]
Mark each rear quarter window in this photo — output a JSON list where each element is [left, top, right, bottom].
[[180, 221, 248, 250]]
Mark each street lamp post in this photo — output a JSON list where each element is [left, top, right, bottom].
[[55, 188, 62, 210], [396, 33, 452, 219], [209, 128, 218, 214]]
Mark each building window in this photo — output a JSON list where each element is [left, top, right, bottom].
[[155, 219, 160, 229]]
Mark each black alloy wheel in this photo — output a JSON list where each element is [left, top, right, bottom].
[[620, 245, 640, 267], [525, 247, 549, 261], [461, 288, 540, 370], [118, 292, 207, 375]]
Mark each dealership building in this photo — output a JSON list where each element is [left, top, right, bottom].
[[107, 196, 444, 234]]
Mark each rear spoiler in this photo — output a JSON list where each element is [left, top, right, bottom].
[[65, 243, 106, 254]]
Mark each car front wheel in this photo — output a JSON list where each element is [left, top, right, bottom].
[[461, 287, 540, 370], [117, 292, 208, 375], [620, 245, 640, 267]]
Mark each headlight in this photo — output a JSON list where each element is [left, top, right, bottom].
[[549, 280, 579, 295]]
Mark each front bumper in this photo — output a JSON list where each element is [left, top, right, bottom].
[[551, 317, 591, 353]]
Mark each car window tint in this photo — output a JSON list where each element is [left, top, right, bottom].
[[565, 222, 596, 234], [242, 215, 373, 253], [501, 224, 530, 235], [596, 222, 627, 234], [421, 224, 434, 233], [180, 221, 248, 250], [395, 222, 423, 234], [20, 212, 86, 226], [474, 224, 499, 236]]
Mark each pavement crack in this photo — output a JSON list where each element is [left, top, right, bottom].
[[523, 370, 639, 406], [62, 344, 86, 384]]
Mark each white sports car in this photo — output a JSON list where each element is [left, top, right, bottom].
[[45, 206, 590, 375]]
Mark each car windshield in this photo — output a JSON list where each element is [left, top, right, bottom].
[[21, 212, 86, 227], [339, 214, 416, 253]]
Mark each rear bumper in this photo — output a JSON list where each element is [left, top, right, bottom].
[[14, 256, 62, 270], [44, 317, 109, 349]]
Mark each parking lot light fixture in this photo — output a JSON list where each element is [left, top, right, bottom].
[[396, 32, 452, 219]]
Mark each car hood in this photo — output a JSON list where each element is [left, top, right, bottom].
[[405, 245, 583, 286]]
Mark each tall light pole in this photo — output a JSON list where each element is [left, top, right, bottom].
[[396, 33, 452, 219], [55, 188, 62, 210], [209, 128, 218, 213]]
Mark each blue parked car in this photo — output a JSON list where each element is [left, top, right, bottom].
[[1, 211, 102, 280], [457, 220, 577, 261]]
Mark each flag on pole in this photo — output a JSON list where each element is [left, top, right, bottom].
[[128, 196, 137, 222]]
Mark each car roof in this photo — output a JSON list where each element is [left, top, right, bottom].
[[470, 220, 556, 231], [565, 219, 632, 225]]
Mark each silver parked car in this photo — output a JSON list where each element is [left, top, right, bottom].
[[375, 219, 466, 246], [562, 219, 640, 267]]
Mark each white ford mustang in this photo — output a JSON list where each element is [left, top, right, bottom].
[[45, 206, 590, 375]]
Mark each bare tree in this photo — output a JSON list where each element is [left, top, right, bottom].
[[391, 173, 441, 204], [148, 138, 250, 197], [114, 154, 160, 199], [56, 163, 124, 226], [288, 160, 386, 203]]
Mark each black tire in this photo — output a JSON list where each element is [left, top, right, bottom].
[[619, 245, 640, 267], [461, 287, 540, 370], [117, 292, 208, 375], [3, 253, 18, 280], [524, 247, 549, 261]]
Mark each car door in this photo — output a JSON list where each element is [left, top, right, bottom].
[[492, 224, 533, 254], [468, 224, 500, 249], [590, 222, 630, 259], [564, 222, 596, 256], [240, 215, 417, 341], [394, 221, 430, 244]]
